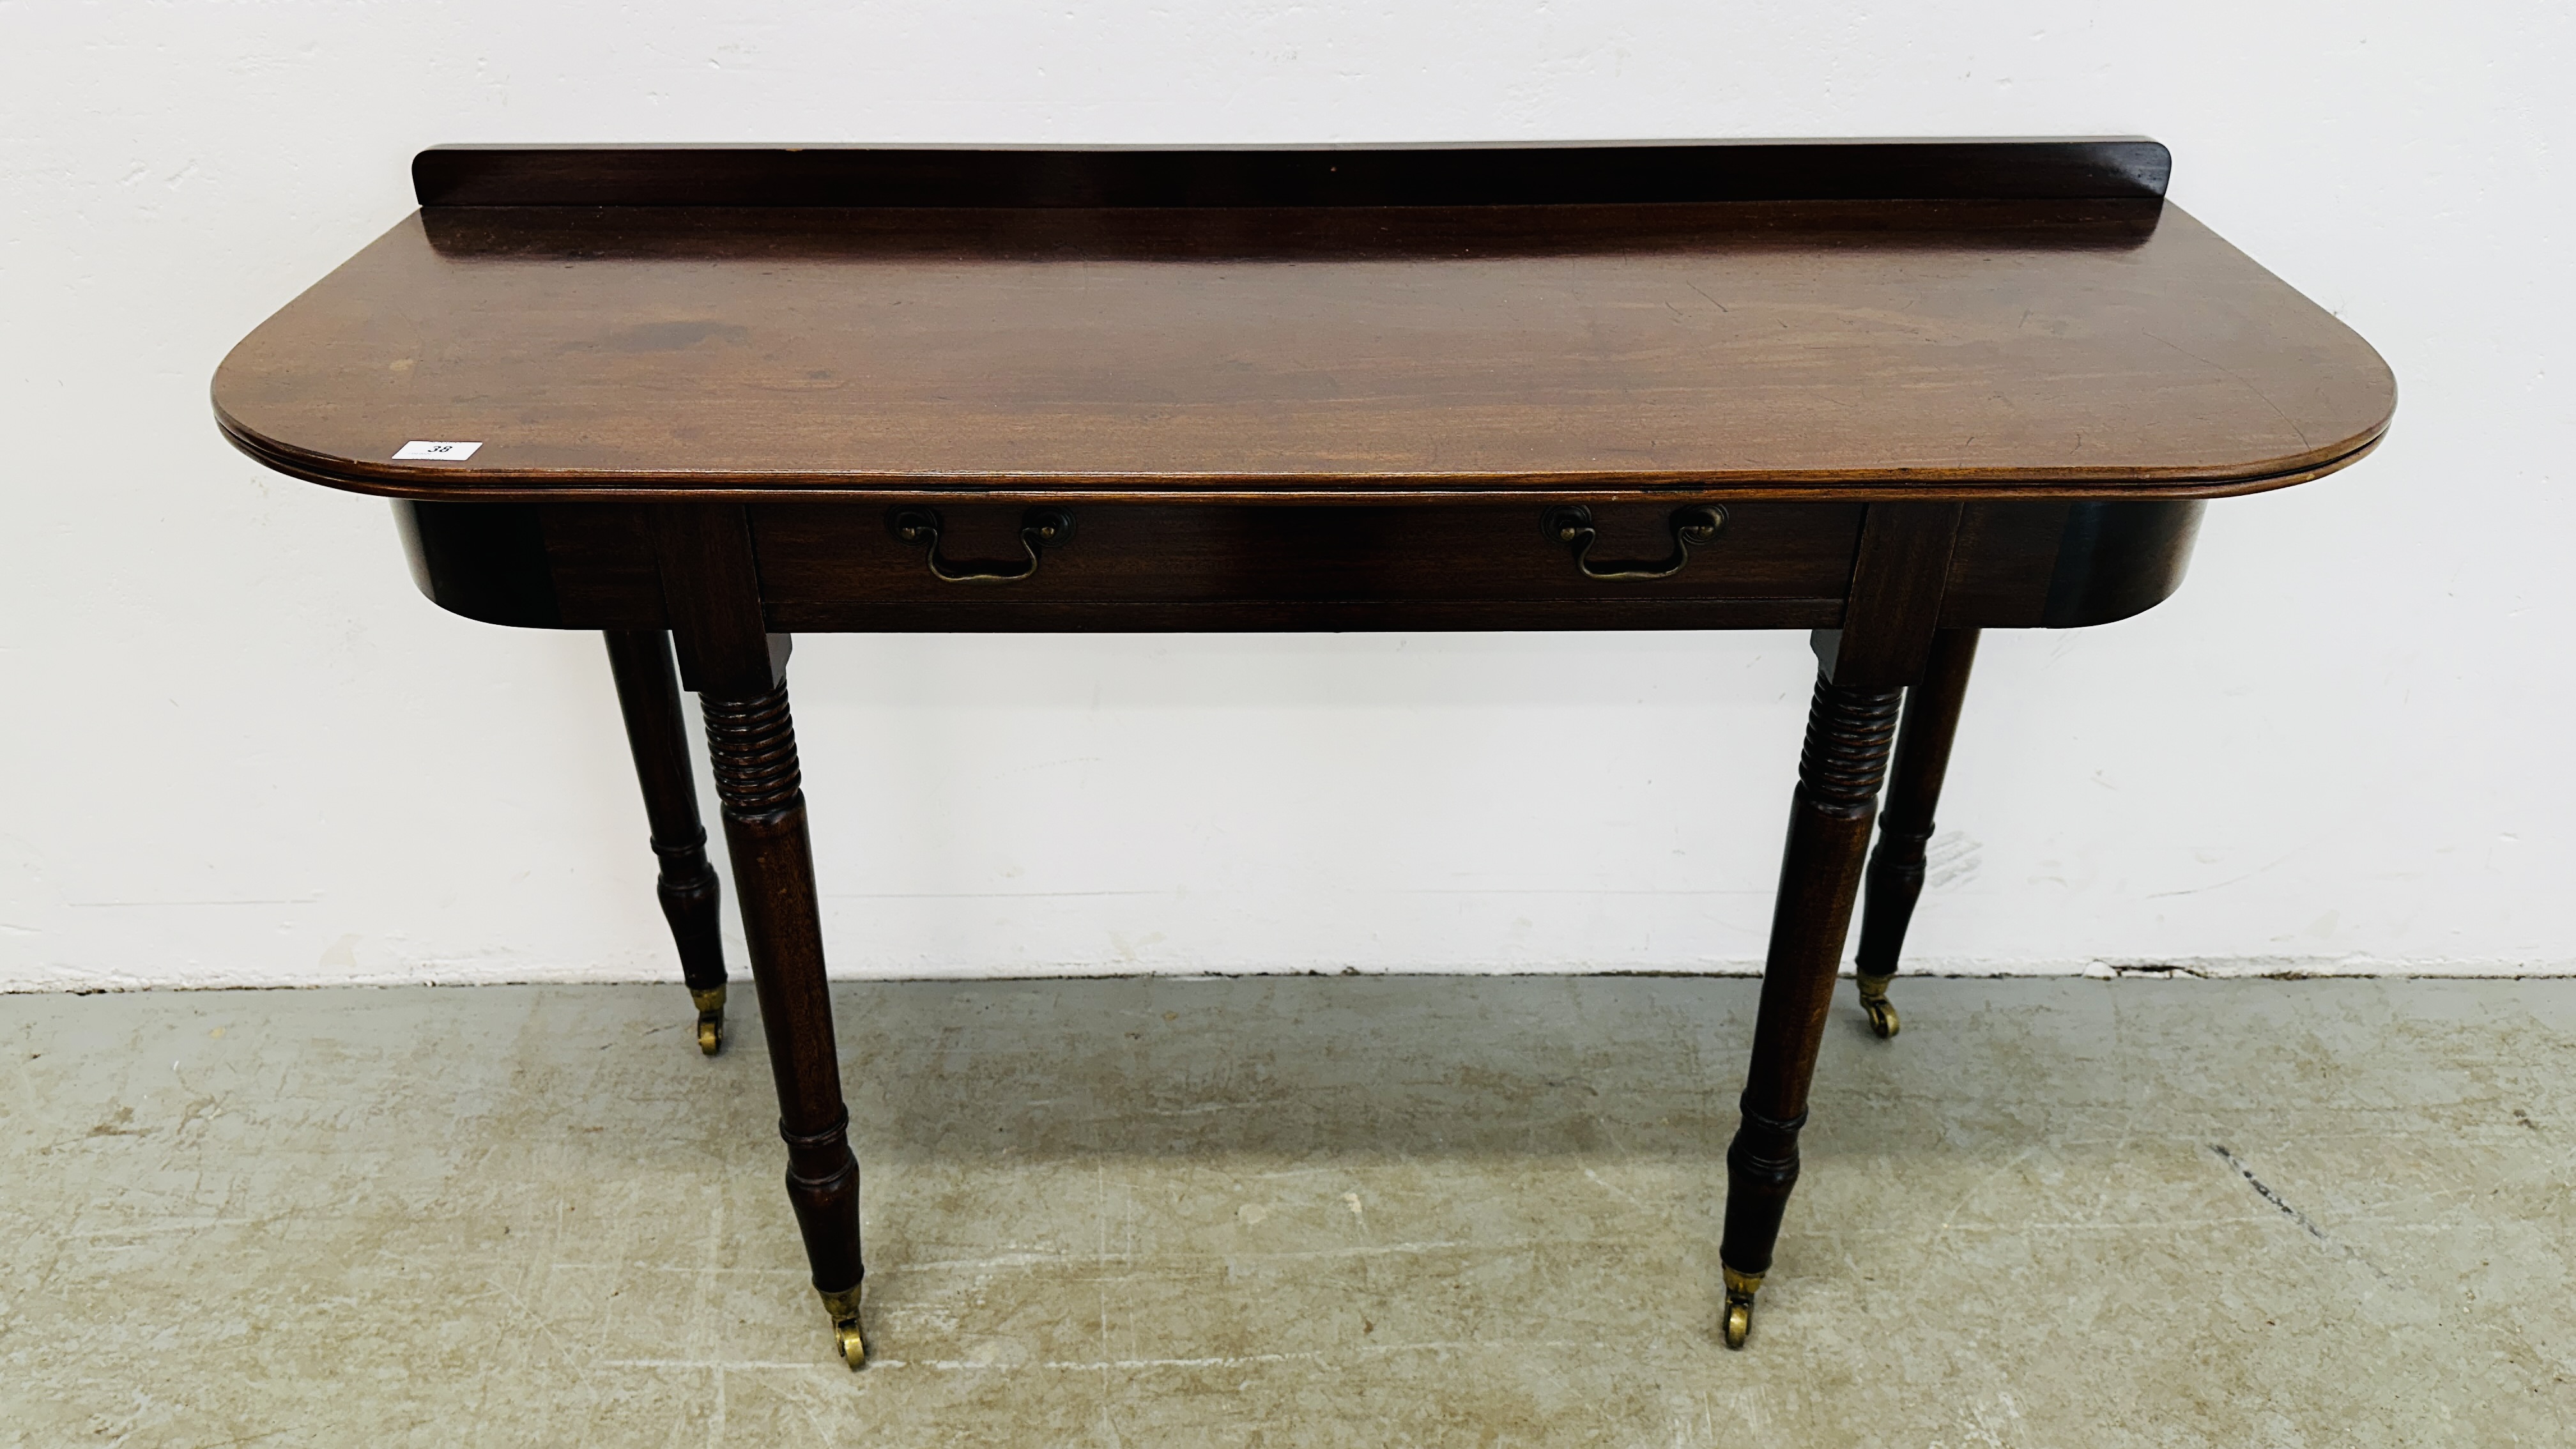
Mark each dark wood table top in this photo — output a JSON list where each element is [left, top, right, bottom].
[[213, 141, 2392, 504]]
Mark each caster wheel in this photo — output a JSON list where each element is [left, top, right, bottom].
[[690, 985, 727, 1057], [1863, 997, 1900, 1039], [1856, 974, 1899, 1039], [1721, 1266, 1762, 1351], [820, 1284, 866, 1370]]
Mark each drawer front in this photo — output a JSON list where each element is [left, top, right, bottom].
[[751, 501, 1860, 630]]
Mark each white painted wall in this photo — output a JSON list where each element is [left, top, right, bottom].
[[3, 2, 2568, 990]]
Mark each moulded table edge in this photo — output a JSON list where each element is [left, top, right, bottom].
[[213, 405, 2389, 508]]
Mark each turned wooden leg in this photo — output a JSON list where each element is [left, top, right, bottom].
[[1852, 627, 1980, 1039], [604, 629, 731, 1055], [698, 671, 866, 1367], [1721, 672, 1903, 1348], [656, 503, 866, 1368]]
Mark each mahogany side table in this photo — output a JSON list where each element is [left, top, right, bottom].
[[213, 140, 2393, 1365]]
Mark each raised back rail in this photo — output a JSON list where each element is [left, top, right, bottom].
[[413, 139, 2172, 209]]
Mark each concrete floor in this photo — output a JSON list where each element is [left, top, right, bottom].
[[3, 976, 2570, 1446]]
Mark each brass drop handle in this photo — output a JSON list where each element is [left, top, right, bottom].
[[1544, 504, 1727, 581], [887, 506, 1073, 584]]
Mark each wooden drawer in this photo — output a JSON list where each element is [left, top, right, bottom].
[[751, 501, 1863, 632]]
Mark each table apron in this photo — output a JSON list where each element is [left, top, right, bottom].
[[394, 497, 2200, 636]]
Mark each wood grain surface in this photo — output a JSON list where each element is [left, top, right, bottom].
[[213, 147, 2391, 503]]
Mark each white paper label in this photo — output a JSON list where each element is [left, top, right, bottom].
[[392, 440, 482, 461]]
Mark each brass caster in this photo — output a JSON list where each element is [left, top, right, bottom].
[[691, 986, 726, 1057], [1862, 998, 1899, 1039], [1722, 1265, 1763, 1351], [1857, 973, 1899, 1039], [820, 1284, 866, 1370]]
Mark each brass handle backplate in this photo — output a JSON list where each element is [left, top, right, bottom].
[[888, 506, 1074, 584], [1544, 504, 1728, 581]]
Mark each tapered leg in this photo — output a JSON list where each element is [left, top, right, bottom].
[[1852, 628, 1981, 1039], [1721, 673, 1903, 1348], [702, 671, 868, 1368], [654, 505, 866, 1367], [604, 629, 731, 1055]]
